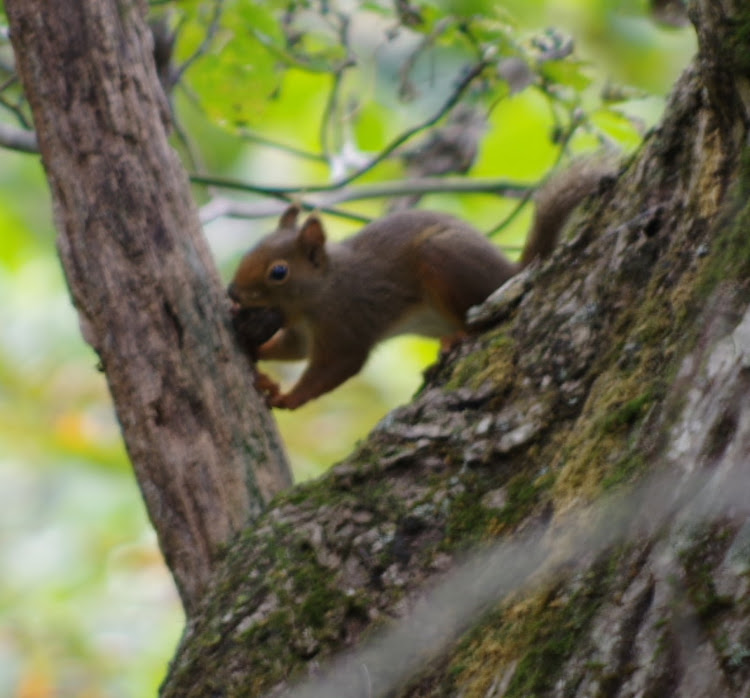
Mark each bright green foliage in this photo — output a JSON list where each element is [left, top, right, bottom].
[[175, 0, 354, 126], [170, 0, 687, 157]]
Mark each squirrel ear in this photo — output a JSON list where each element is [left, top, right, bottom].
[[297, 215, 327, 267], [278, 204, 301, 230]]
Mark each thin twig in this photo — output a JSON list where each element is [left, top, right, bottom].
[[398, 17, 454, 100], [172, 0, 224, 85], [0, 93, 31, 129], [238, 129, 327, 163], [200, 197, 372, 225], [330, 57, 490, 188], [486, 189, 534, 238], [171, 111, 203, 173], [319, 12, 354, 158], [0, 73, 19, 93], [251, 27, 344, 74], [192, 174, 529, 210], [0, 122, 37, 153], [190, 57, 490, 197], [320, 65, 343, 158], [487, 115, 581, 238], [198, 176, 530, 226]]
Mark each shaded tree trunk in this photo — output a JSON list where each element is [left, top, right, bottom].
[[5, 0, 292, 615]]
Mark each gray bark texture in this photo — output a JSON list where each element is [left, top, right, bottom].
[[5, 0, 292, 615]]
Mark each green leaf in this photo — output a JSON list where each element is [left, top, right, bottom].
[[426, 0, 500, 18], [176, 1, 287, 127], [591, 107, 646, 149], [540, 59, 593, 91]]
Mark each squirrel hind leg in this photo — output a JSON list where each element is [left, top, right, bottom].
[[417, 241, 514, 332], [440, 331, 467, 352]]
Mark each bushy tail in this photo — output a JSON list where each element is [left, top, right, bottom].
[[519, 156, 617, 268]]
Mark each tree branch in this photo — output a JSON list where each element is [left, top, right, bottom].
[[0, 121, 38, 153], [197, 176, 531, 223], [192, 55, 490, 201], [171, 0, 225, 87]]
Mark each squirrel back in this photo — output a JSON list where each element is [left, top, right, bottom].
[[344, 210, 519, 333], [228, 158, 614, 408]]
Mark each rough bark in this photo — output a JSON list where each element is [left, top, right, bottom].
[[161, 2, 750, 696], [5, 0, 292, 614]]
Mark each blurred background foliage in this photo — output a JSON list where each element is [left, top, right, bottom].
[[0, 0, 693, 695]]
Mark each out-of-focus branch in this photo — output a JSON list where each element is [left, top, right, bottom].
[[171, 0, 224, 87], [197, 175, 531, 223], [0, 122, 37, 153], [193, 55, 493, 201]]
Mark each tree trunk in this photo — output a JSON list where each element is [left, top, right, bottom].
[[5, 0, 292, 615], [160, 2, 750, 696]]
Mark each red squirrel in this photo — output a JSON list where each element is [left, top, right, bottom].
[[228, 162, 612, 409]]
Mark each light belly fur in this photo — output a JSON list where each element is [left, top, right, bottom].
[[383, 303, 456, 340]]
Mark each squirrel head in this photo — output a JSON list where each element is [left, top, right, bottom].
[[228, 205, 330, 314]]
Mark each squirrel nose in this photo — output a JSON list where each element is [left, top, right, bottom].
[[227, 282, 241, 303]]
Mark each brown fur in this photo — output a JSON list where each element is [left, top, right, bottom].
[[228, 162, 614, 408]]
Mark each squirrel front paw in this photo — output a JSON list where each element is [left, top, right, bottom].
[[255, 374, 308, 410], [254, 371, 281, 403], [269, 391, 307, 410]]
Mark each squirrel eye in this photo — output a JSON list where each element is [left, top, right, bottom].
[[267, 262, 289, 283]]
